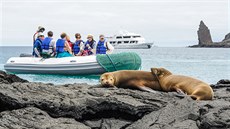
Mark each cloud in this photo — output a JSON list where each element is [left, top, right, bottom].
[[1, 0, 228, 46]]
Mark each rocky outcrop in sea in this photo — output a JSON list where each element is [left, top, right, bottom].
[[0, 71, 230, 129], [189, 21, 230, 48], [197, 20, 213, 45]]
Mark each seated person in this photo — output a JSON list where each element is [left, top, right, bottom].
[[56, 33, 73, 58], [84, 34, 96, 56], [66, 35, 73, 51], [96, 34, 114, 54], [41, 31, 56, 58], [73, 33, 84, 56], [33, 32, 44, 57]]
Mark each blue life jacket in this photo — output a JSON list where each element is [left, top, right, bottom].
[[84, 40, 95, 50], [33, 38, 43, 57], [96, 40, 107, 54], [56, 39, 65, 53], [73, 40, 83, 55], [84, 40, 95, 55], [42, 37, 52, 50]]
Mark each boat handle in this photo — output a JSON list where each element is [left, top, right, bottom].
[[70, 60, 76, 63]]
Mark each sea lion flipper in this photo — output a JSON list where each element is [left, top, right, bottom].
[[176, 89, 186, 95], [173, 88, 186, 98], [138, 86, 157, 93]]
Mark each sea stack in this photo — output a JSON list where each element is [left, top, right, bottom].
[[197, 20, 213, 45], [222, 33, 230, 42]]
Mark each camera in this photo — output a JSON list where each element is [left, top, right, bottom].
[[37, 26, 45, 32]]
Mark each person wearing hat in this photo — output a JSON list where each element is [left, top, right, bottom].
[[33, 32, 44, 57], [84, 34, 97, 55], [33, 26, 45, 43], [96, 34, 114, 54]]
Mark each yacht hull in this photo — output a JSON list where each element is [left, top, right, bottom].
[[112, 43, 153, 49]]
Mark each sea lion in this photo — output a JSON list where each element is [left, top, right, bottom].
[[100, 70, 161, 93], [151, 67, 214, 100]]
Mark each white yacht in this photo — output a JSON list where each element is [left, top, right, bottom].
[[106, 31, 153, 49]]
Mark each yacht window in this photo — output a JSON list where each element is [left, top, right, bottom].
[[110, 41, 116, 44], [124, 41, 129, 43], [116, 36, 122, 39], [130, 41, 135, 43], [133, 36, 141, 38], [123, 36, 131, 38], [117, 41, 122, 44]]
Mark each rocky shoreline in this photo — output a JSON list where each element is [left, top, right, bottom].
[[0, 71, 229, 129]]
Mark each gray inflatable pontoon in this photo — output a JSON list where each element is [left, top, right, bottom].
[[4, 56, 106, 75]]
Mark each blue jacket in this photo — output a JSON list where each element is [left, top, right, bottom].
[[56, 39, 65, 53], [96, 40, 107, 54], [84, 40, 96, 55], [33, 38, 43, 57], [73, 40, 83, 55]]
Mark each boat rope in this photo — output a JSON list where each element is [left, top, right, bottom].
[[106, 54, 117, 71]]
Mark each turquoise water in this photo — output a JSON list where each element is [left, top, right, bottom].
[[0, 46, 229, 84]]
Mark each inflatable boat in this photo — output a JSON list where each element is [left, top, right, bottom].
[[4, 52, 141, 75]]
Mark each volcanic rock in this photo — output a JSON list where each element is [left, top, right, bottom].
[[189, 21, 230, 48], [0, 107, 90, 129], [222, 33, 230, 42], [0, 71, 28, 84], [0, 71, 230, 129], [197, 20, 213, 45]]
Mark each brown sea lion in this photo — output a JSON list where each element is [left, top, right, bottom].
[[151, 67, 214, 100], [100, 70, 161, 93]]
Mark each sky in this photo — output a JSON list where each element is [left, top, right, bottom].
[[0, 0, 229, 47]]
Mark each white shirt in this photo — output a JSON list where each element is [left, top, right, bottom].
[[105, 41, 114, 54]]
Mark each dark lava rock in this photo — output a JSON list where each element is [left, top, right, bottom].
[[197, 20, 213, 45], [222, 33, 230, 42], [217, 79, 230, 84], [211, 79, 230, 89], [0, 107, 90, 129], [127, 98, 200, 129], [0, 71, 229, 129], [0, 71, 28, 84]]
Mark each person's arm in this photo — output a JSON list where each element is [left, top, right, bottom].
[[92, 41, 96, 49], [51, 40, 56, 56], [33, 32, 38, 43], [76, 42, 84, 56], [106, 42, 114, 54], [90, 41, 97, 54], [34, 48, 41, 57]]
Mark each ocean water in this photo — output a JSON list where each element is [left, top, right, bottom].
[[0, 46, 229, 85]]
